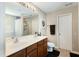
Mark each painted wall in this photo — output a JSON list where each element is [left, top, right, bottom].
[[30, 3, 47, 36], [0, 3, 5, 56], [14, 17, 23, 36], [31, 16, 39, 34], [38, 14, 47, 35], [4, 14, 15, 37], [4, 15, 23, 37], [46, 5, 78, 52]]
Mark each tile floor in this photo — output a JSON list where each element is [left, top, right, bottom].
[[58, 48, 70, 57], [47, 48, 79, 57]]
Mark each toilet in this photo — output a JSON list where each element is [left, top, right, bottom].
[[47, 42, 55, 52]]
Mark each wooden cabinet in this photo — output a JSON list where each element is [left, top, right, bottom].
[[8, 38, 48, 57], [37, 40, 44, 57], [43, 38, 48, 56], [27, 49, 37, 57], [26, 43, 37, 57], [8, 48, 26, 57], [37, 38, 48, 57]]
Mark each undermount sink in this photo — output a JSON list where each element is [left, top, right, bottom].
[[6, 36, 46, 49], [5, 35, 47, 56], [6, 38, 27, 48]]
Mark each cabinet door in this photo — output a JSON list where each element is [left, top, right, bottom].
[[26, 43, 37, 57], [27, 49, 37, 57], [8, 49, 26, 57], [43, 46, 48, 56], [43, 38, 48, 56], [37, 40, 44, 57], [27, 43, 37, 54], [38, 46, 44, 57]]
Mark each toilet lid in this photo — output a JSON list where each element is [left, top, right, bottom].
[[48, 42, 55, 47]]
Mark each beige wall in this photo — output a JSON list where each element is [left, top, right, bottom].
[[46, 5, 78, 52], [5, 15, 23, 37], [31, 16, 39, 34], [4, 14, 15, 37], [30, 3, 46, 35]]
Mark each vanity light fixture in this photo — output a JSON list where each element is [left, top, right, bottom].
[[18, 2, 37, 13]]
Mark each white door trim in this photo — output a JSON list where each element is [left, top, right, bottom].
[[56, 13, 72, 51]]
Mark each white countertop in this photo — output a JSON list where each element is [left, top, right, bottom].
[[5, 35, 47, 56]]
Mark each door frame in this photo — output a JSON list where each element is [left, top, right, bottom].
[[56, 13, 72, 51]]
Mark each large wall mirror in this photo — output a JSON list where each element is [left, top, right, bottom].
[[5, 2, 39, 37]]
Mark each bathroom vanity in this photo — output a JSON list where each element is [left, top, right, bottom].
[[5, 3, 47, 57], [5, 36, 48, 57]]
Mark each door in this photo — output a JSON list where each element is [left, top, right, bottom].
[[58, 13, 72, 51]]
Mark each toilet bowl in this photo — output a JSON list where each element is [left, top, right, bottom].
[[48, 42, 55, 52]]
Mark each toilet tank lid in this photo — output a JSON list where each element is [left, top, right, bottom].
[[48, 42, 55, 47]]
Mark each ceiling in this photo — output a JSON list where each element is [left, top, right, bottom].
[[5, 2, 78, 16], [33, 2, 77, 13], [5, 2, 37, 17]]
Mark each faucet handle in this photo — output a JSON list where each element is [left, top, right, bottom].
[[35, 32, 38, 34], [14, 37, 18, 43], [11, 36, 15, 39]]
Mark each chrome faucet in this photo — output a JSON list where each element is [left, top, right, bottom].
[[12, 36, 18, 43], [14, 37, 18, 43], [35, 32, 38, 37]]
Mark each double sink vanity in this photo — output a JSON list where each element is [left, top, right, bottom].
[[5, 35, 48, 57], [5, 3, 48, 57]]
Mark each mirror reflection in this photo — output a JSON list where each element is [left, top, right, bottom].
[[5, 3, 39, 37]]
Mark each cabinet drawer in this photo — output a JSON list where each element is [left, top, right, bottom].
[[27, 49, 37, 57], [27, 43, 37, 54], [8, 49, 26, 57], [37, 40, 44, 46]]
